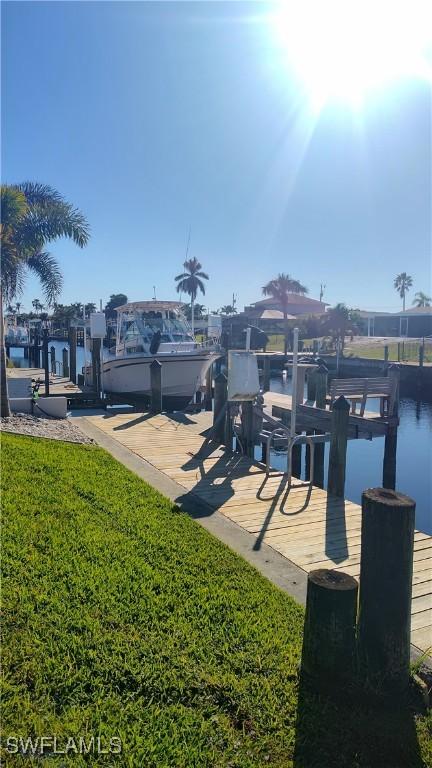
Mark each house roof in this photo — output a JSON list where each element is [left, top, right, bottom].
[[251, 294, 328, 309]]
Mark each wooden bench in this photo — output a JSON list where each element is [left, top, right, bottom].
[[329, 377, 396, 418]]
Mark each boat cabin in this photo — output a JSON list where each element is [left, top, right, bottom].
[[115, 301, 196, 357]]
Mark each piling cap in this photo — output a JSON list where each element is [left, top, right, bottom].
[[362, 487, 416, 509], [309, 569, 358, 590]]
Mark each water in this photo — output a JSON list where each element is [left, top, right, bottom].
[[9, 347, 432, 535], [268, 374, 432, 536]]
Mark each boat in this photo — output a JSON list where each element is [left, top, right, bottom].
[[102, 301, 221, 409]]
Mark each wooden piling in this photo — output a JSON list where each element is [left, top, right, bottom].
[[328, 395, 350, 497], [419, 343, 424, 367], [213, 372, 228, 444], [312, 367, 327, 488], [384, 345, 389, 362], [205, 366, 213, 411], [301, 569, 358, 690], [262, 356, 271, 393], [358, 488, 415, 695], [306, 370, 317, 402], [91, 338, 101, 393], [32, 328, 40, 368], [62, 347, 69, 379], [42, 329, 50, 396], [50, 345, 56, 374], [383, 365, 400, 489], [150, 359, 162, 414], [241, 401, 255, 458], [68, 326, 77, 383]]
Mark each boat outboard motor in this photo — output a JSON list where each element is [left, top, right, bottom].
[[150, 330, 162, 355]]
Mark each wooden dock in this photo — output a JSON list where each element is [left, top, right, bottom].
[[83, 409, 432, 655]]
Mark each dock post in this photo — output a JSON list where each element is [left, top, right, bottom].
[[42, 329, 50, 396], [205, 366, 213, 411], [384, 345, 389, 362], [383, 365, 400, 490], [68, 326, 77, 383], [262, 356, 271, 393], [50, 345, 56, 374], [33, 328, 40, 368], [397, 342, 401, 362], [241, 401, 255, 458], [62, 347, 69, 379], [150, 359, 162, 414], [306, 370, 317, 402], [301, 569, 358, 691], [328, 395, 350, 497], [313, 364, 328, 488], [419, 343, 424, 367], [91, 338, 101, 394], [358, 488, 415, 695], [213, 372, 227, 444]]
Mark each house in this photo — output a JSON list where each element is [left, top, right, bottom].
[[222, 293, 328, 343], [359, 307, 432, 338]]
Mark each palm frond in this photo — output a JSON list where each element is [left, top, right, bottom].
[[26, 251, 63, 304]]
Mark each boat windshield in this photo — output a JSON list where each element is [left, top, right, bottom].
[[118, 309, 194, 351]]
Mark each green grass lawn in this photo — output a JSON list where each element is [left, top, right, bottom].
[[2, 433, 431, 767]]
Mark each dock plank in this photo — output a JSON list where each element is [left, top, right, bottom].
[[84, 410, 432, 655]]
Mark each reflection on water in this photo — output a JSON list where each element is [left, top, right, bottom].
[[268, 374, 432, 536], [9, 348, 432, 535]]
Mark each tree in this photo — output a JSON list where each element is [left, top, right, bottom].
[[32, 298, 44, 315], [175, 258, 209, 335], [262, 273, 308, 356], [322, 303, 360, 353], [394, 273, 413, 312], [183, 303, 205, 322], [104, 293, 128, 319], [412, 291, 431, 308], [219, 305, 237, 316], [1, 182, 89, 416]]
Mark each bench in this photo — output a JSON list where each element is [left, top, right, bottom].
[[329, 377, 396, 418]]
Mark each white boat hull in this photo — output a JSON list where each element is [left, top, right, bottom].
[[102, 352, 218, 410]]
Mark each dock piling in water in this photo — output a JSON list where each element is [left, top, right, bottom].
[[327, 395, 350, 497]]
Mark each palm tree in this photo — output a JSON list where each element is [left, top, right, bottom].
[[175, 257, 209, 335], [322, 303, 360, 354], [219, 305, 237, 316], [394, 273, 413, 312], [262, 273, 308, 356], [412, 291, 431, 308], [1, 182, 89, 416], [32, 298, 44, 315]]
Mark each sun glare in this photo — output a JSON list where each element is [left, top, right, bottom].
[[271, 0, 432, 111]]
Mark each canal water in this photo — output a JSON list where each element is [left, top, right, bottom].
[[9, 345, 432, 535]]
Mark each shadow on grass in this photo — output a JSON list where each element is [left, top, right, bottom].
[[293, 671, 425, 768]]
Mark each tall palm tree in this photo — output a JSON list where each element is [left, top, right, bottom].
[[412, 291, 431, 308], [1, 182, 89, 416], [262, 273, 308, 355], [394, 273, 413, 312], [175, 257, 209, 335]]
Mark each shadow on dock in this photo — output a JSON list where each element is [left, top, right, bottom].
[[293, 670, 425, 768]]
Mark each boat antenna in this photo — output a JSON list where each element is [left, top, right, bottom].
[[179, 224, 191, 304], [153, 286, 156, 300]]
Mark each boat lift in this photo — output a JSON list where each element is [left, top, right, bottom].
[[258, 328, 331, 491]]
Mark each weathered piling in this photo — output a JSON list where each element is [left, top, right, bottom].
[[150, 359, 162, 414], [32, 328, 40, 368], [91, 338, 101, 393], [384, 345, 389, 362], [62, 347, 69, 379], [50, 345, 56, 374], [205, 366, 213, 411], [301, 569, 358, 690], [313, 364, 328, 488], [383, 365, 400, 490], [68, 326, 77, 383], [419, 343, 424, 367], [262, 356, 271, 393], [213, 372, 227, 443], [328, 395, 350, 497], [240, 401, 255, 458], [306, 369, 317, 402], [42, 329, 50, 396], [357, 488, 415, 695]]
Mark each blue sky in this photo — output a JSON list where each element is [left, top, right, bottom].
[[2, 1, 431, 313]]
